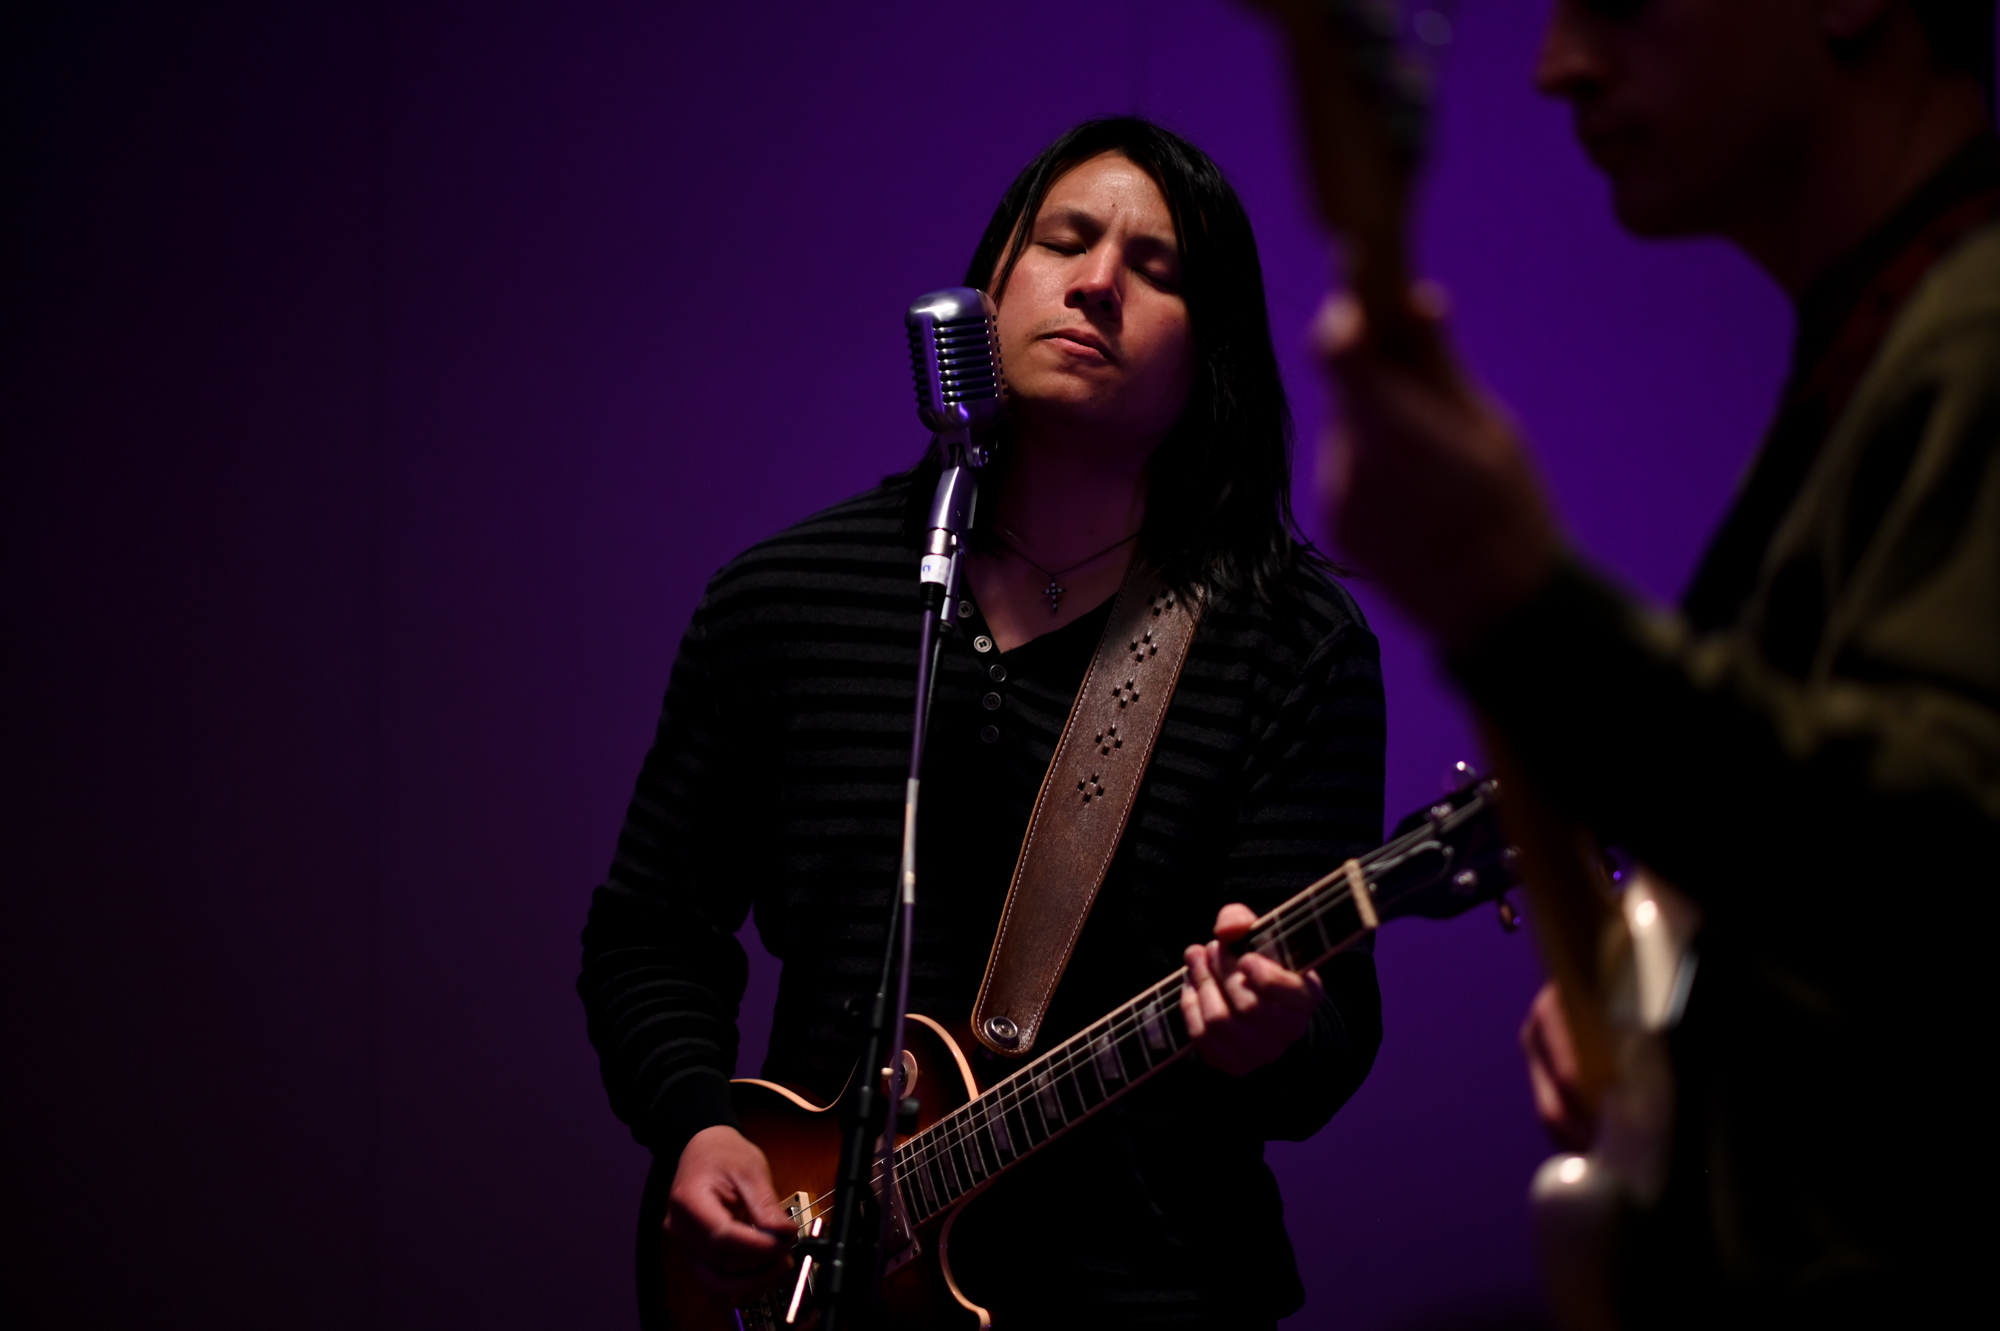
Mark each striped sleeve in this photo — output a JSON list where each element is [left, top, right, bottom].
[[578, 601, 754, 1158]]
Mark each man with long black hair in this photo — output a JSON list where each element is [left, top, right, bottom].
[[581, 118, 1387, 1326], [1308, 0, 1997, 1323]]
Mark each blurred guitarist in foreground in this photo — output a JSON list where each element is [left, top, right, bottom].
[[1312, 0, 1997, 1324]]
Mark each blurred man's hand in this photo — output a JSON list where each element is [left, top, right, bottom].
[[1314, 288, 1561, 651], [1520, 981, 1596, 1151]]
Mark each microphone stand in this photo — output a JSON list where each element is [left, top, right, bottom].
[[806, 442, 979, 1330]]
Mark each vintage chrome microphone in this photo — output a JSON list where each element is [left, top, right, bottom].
[[806, 288, 1004, 1329], [905, 287, 1003, 617]]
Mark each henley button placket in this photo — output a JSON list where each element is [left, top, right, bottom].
[[970, 626, 1000, 741]]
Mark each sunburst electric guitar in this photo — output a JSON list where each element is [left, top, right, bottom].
[[662, 775, 1518, 1329]]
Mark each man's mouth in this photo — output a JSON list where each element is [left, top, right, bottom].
[[1042, 329, 1116, 363], [1574, 113, 1644, 170]]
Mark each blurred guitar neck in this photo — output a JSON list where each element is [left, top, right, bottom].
[[1258, 0, 1622, 1103]]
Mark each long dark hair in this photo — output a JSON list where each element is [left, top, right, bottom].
[[901, 116, 1320, 603]]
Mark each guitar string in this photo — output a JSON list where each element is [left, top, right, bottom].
[[798, 868, 1377, 1227], [892, 894, 1341, 1202], [788, 956, 1214, 1229], [801, 860, 1385, 1226], [856, 865, 1379, 1223], [784, 797, 1492, 1229], [794, 974, 1197, 1232], [896, 976, 1189, 1197]]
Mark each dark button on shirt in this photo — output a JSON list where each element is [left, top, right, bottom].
[[918, 599, 1113, 1009]]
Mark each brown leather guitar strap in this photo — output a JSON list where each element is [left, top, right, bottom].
[[971, 561, 1203, 1057]]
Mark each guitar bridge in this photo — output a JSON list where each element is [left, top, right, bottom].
[[732, 1195, 817, 1331]]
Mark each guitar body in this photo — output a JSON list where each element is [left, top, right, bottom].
[[661, 1014, 995, 1331]]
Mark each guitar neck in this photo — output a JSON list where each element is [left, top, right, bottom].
[[889, 794, 1493, 1223]]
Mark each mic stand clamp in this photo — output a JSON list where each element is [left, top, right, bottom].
[[808, 441, 979, 1329]]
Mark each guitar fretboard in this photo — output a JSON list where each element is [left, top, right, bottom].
[[890, 848, 1388, 1225]]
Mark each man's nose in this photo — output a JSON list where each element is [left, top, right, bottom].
[[1533, 0, 1605, 100], [1066, 247, 1122, 318]]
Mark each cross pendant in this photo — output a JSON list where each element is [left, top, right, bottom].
[[1042, 577, 1065, 614]]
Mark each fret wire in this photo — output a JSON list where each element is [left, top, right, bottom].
[[1080, 1039, 1112, 1095], [835, 832, 1428, 1233], [1282, 877, 1359, 957], [961, 1103, 989, 1172], [1098, 1027, 1128, 1086], [971, 1109, 1000, 1172], [889, 1020, 1193, 1221], [1010, 1089, 1033, 1152], [986, 1096, 1014, 1158], [1280, 911, 1328, 963], [925, 1132, 954, 1203], [946, 1115, 973, 1180], [961, 1120, 989, 1180], [934, 991, 1159, 1169], [1310, 897, 1336, 958], [1015, 1082, 1044, 1145], [968, 1119, 992, 1175], [933, 1132, 959, 1193], [887, 972, 1212, 1209]]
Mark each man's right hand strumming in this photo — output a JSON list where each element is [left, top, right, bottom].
[[1518, 981, 1596, 1153], [664, 1124, 796, 1299]]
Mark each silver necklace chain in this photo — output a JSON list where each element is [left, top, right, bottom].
[[989, 521, 1141, 615]]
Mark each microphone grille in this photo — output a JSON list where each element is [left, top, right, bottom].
[[906, 288, 1003, 442]]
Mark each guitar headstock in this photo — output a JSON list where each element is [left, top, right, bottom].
[[1372, 774, 1521, 923], [1249, 0, 1450, 348]]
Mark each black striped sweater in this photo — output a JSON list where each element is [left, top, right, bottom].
[[580, 476, 1386, 1321]]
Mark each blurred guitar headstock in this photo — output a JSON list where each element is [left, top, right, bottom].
[[1248, 0, 1454, 348]]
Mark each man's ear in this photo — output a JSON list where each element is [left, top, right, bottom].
[[1814, 0, 1896, 43]]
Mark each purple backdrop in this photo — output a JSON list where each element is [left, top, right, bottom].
[[2, 3, 1788, 1327]]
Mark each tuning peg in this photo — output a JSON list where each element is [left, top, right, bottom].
[[1496, 894, 1521, 933], [1443, 759, 1483, 792]]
